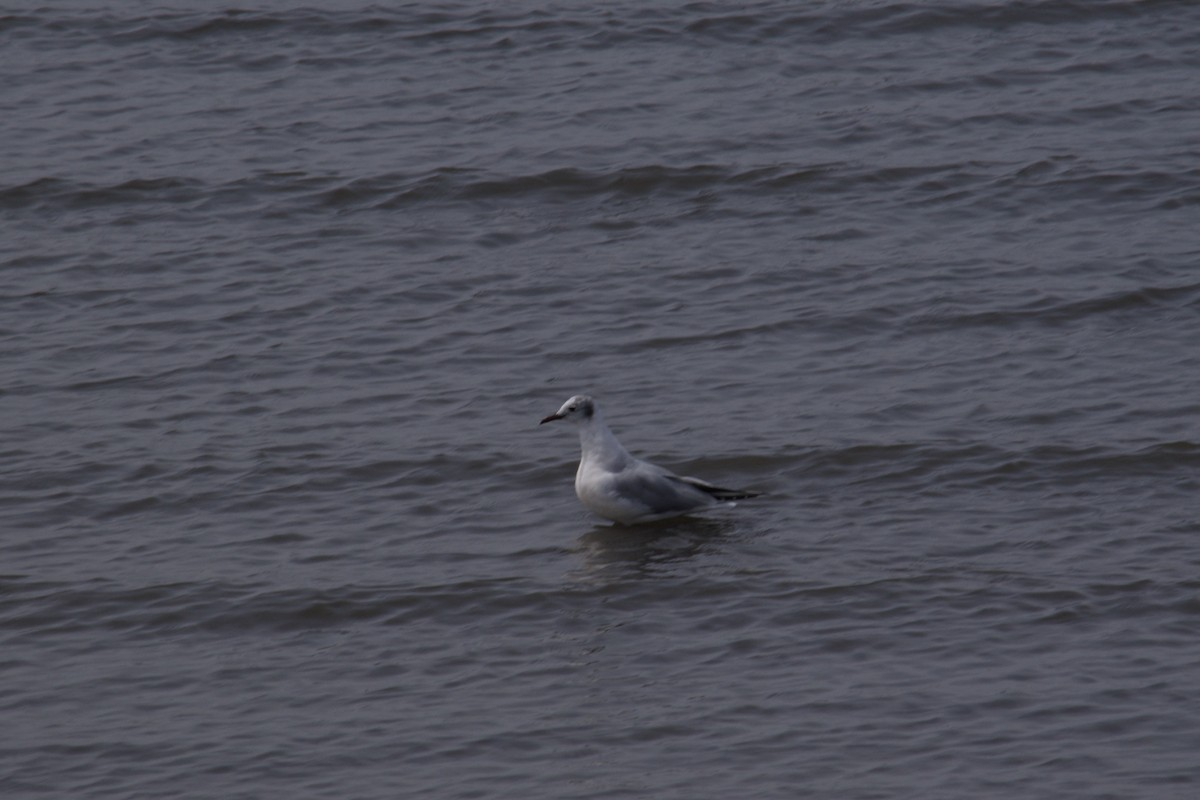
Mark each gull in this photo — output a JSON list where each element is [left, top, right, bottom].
[[540, 394, 760, 524]]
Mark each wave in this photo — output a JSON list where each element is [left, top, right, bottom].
[[788, 440, 1200, 491], [7, 154, 1193, 216], [12, 1, 1193, 51], [0, 574, 655, 638], [906, 281, 1200, 332]]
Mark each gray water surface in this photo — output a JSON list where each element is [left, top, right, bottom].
[[3, 2, 1200, 798]]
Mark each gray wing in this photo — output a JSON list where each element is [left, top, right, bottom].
[[608, 460, 720, 517]]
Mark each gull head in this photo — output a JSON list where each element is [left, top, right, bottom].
[[540, 394, 596, 425]]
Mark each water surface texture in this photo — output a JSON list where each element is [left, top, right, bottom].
[[3, 2, 1200, 798]]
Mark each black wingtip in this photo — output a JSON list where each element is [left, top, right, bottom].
[[709, 489, 762, 501], [698, 484, 762, 501]]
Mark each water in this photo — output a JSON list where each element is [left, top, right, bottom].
[[3, 2, 1200, 797]]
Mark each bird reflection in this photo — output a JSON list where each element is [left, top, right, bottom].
[[570, 515, 736, 580]]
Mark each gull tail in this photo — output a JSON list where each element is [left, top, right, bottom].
[[703, 486, 761, 501], [673, 475, 761, 501]]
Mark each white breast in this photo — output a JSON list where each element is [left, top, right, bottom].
[[574, 462, 649, 523]]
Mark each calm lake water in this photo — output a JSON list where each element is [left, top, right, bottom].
[[3, 2, 1200, 798]]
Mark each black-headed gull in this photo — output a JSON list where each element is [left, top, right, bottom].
[[540, 394, 760, 524]]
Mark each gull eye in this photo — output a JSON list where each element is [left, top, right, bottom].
[[567, 405, 577, 412]]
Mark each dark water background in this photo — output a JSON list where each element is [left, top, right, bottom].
[[3, 2, 1200, 798]]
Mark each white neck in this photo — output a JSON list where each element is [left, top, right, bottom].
[[578, 410, 632, 471]]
